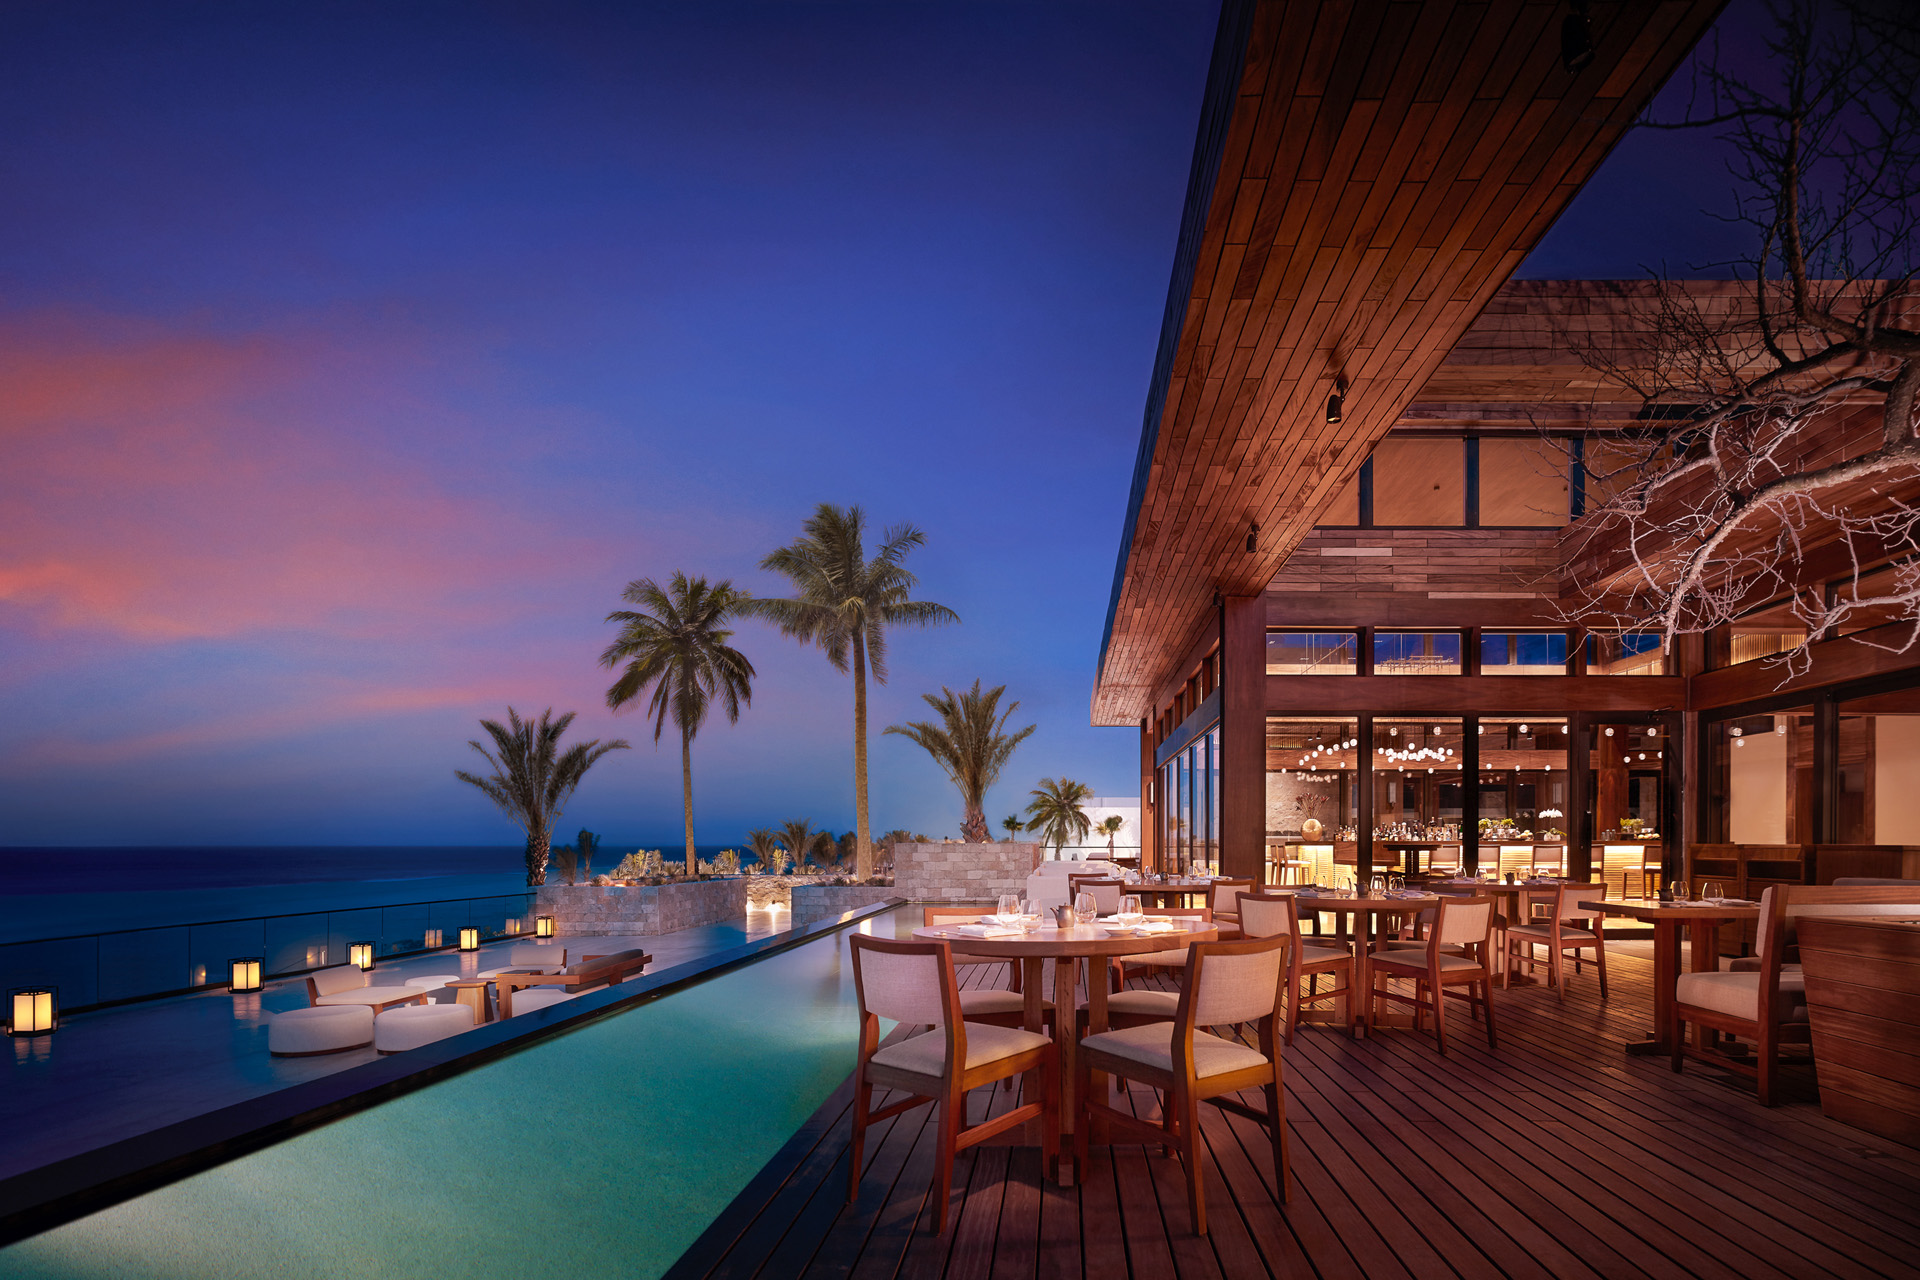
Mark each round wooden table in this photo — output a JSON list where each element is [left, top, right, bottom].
[[912, 918, 1218, 1160], [1286, 892, 1439, 1034]]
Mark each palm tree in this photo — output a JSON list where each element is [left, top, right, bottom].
[[1001, 814, 1025, 842], [884, 680, 1035, 842], [746, 503, 958, 880], [1023, 777, 1093, 861], [455, 707, 629, 886], [780, 818, 817, 873], [602, 572, 756, 878], [1095, 814, 1125, 856], [748, 827, 786, 875]]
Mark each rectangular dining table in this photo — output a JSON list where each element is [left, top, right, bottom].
[[1581, 897, 1761, 1055], [1287, 891, 1438, 1035]]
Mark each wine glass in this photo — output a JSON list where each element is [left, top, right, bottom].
[[1119, 894, 1142, 922], [1369, 874, 1385, 898], [1700, 880, 1723, 904], [995, 893, 1020, 922], [1073, 892, 1097, 926], [1388, 874, 1405, 895]]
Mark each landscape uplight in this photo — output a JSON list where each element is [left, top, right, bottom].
[[229, 958, 263, 993]]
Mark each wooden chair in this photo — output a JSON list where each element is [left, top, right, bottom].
[[1240, 892, 1354, 1042], [923, 905, 1024, 1013], [1366, 896, 1499, 1053], [1067, 876, 1126, 914], [1504, 882, 1608, 999], [1111, 907, 1213, 989], [1076, 932, 1292, 1236], [1671, 884, 1920, 1105], [1207, 878, 1257, 939], [494, 948, 651, 1016], [847, 934, 1057, 1234]]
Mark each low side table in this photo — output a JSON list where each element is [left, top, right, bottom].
[[446, 979, 493, 1025]]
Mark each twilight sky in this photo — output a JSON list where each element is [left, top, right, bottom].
[[0, 1, 1761, 848]]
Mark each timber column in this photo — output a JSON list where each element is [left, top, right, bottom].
[[1220, 595, 1266, 882], [1139, 718, 1158, 874]]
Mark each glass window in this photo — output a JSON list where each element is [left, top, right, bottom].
[[1705, 711, 1811, 843], [1373, 630, 1463, 675], [1478, 718, 1571, 879], [1586, 632, 1668, 675], [1266, 630, 1358, 675], [1836, 686, 1920, 844], [1372, 719, 1466, 873], [1479, 437, 1570, 526], [1480, 631, 1568, 674], [1370, 436, 1464, 526], [1728, 600, 1808, 666], [1266, 717, 1358, 885]]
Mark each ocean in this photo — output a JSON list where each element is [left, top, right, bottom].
[[0, 844, 752, 943]]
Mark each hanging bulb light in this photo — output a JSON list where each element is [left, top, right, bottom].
[[1647, 727, 1658, 737], [1519, 724, 1529, 734], [1605, 727, 1615, 737], [1731, 727, 1743, 737]]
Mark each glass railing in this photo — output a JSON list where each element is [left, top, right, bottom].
[[0, 892, 537, 1013]]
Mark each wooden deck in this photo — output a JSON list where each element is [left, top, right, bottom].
[[666, 943, 1920, 1279]]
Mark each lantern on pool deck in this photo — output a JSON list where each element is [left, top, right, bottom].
[[229, 958, 263, 993], [459, 927, 480, 951], [535, 915, 554, 939], [349, 942, 376, 971], [8, 988, 57, 1036], [424, 928, 443, 949]]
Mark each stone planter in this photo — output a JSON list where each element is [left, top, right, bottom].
[[789, 883, 901, 926], [535, 879, 748, 937], [891, 842, 1041, 903]]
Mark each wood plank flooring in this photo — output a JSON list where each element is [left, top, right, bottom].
[[666, 943, 1920, 1280]]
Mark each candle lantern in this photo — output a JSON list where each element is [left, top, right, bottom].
[[8, 988, 57, 1036], [535, 915, 554, 939], [459, 927, 480, 951], [349, 942, 376, 972], [229, 958, 263, 993], [424, 928, 443, 949]]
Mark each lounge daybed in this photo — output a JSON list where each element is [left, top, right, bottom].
[[494, 948, 650, 1017], [477, 943, 569, 982], [306, 964, 433, 1014]]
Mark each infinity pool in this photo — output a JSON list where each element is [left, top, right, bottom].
[[0, 906, 919, 1280]]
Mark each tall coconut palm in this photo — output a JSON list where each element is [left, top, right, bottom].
[[780, 818, 817, 872], [747, 503, 958, 880], [1002, 814, 1025, 842], [602, 572, 755, 878], [1023, 777, 1093, 861], [884, 680, 1034, 842], [456, 707, 629, 886], [1094, 814, 1125, 857], [748, 827, 786, 875]]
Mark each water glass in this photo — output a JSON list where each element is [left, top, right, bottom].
[[1119, 895, 1142, 921], [995, 894, 1020, 920], [1073, 892, 1098, 925], [1701, 881, 1723, 904], [1369, 875, 1385, 898], [1388, 874, 1405, 894]]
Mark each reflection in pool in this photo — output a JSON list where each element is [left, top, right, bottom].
[[0, 907, 919, 1280]]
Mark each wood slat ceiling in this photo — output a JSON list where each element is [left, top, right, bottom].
[[1092, 0, 1726, 727]]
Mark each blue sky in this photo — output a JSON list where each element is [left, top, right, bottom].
[[0, 1, 1763, 847]]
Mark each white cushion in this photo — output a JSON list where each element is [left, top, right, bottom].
[[269, 1004, 373, 1055], [317, 985, 429, 1007], [1119, 948, 1189, 971], [1367, 949, 1485, 973], [1078, 989, 1181, 1020], [374, 1003, 476, 1052], [1675, 970, 1808, 1024], [1298, 944, 1352, 967], [509, 943, 566, 968], [403, 973, 461, 992], [869, 1022, 1050, 1079], [1024, 860, 1124, 908], [307, 965, 367, 998], [1079, 1022, 1268, 1079], [958, 989, 1027, 1017]]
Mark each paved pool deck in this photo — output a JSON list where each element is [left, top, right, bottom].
[[0, 911, 789, 1184]]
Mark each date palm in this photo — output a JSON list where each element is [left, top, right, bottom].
[[1002, 814, 1025, 842], [1023, 777, 1093, 861], [602, 572, 755, 877], [455, 707, 629, 886], [885, 680, 1034, 842], [748, 827, 786, 875], [1095, 814, 1125, 856], [780, 818, 817, 873], [747, 503, 958, 880]]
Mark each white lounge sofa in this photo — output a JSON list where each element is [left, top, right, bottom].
[[1024, 859, 1126, 910]]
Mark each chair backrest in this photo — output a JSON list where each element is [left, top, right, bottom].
[[1763, 884, 1920, 962], [849, 934, 958, 1028], [309, 965, 366, 997], [511, 943, 566, 967], [1210, 879, 1255, 914], [924, 905, 989, 926], [1235, 891, 1295, 940], [1070, 880, 1124, 913], [1182, 933, 1291, 1029], [1554, 883, 1605, 924], [1832, 877, 1920, 886], [1434, 897, 1495, 948]]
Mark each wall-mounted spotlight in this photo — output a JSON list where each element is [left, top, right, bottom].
[[1246, 522, 1259, 553], [1325, 388, 1343, 424]]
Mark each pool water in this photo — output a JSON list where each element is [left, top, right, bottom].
[[0, 907, 920, 1280]]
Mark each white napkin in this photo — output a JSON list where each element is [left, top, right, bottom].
[[950, 923, 1023, 938]]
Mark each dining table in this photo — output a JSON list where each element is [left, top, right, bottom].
[[1285, 890, 1439, 1034], [1127, 880, 1220, 908], [1579, 897, 1762, 1055], [912, 914, 1217, 1167], [1431, 878, 1569, 985]]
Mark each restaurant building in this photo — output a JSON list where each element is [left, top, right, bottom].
[[1094, 7, 1920, 900]]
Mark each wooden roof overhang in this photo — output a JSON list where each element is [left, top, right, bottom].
[[1091, 0, 1725, 727]]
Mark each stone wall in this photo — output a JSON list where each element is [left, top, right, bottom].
[[535, 878, 748, 937], [891, 842, 1040, 903], [789, 884, 900, 926]]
